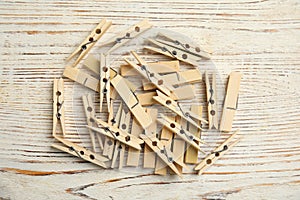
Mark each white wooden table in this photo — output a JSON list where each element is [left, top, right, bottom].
[[1, 0, 300, 199]]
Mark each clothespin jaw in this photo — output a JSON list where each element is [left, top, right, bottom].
[[66, 19, 112, 67], [205, 72, 218, 129], [144, 32, 211, 66], [123, 51, 174, 96], [157, 114, 206, 154], [99, 53, 111, 112], [52, 136, 109, 168], [194, 130, 241, 175], [53, 78, 66, 137], [153, 90, 208, 130], [87, 117, 144, 150], [99, 19, 152, 54], [220, 72, 242, 132], [110, 73, 152, 129], [140, 134, 185, 176]]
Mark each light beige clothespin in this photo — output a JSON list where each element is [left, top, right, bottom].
[[205, 72, 218, 129], [145, 32, 210, 66], [124, 51, 174, 96], [102, 100, 120, 159], [52, 78, 66, 137], [157, 114, 206, 154], [52, 136, 109, 168], [185, 105, 203, 164], [110, 73, 152, 129], [120, 60, 180, 76], [66, 19, 112, 67], [142, 69, 202, 91], [99, 53, 110, 112], [153, 90, 208, 129], [194, 130, 241, 175], [220, 72, 242, 132], [99, 19, 152, 54], [82, 94, 103, 152], [87, 117, 143, 150], [140, 134, 186, 176]]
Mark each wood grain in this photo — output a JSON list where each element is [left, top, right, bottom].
[[1, 0, 300, 199]]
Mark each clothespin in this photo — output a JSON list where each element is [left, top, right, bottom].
[[194, 130, 241, 175], [87, 117, 143, 150], [185, 105, 203, 164], [124, 51, 174, 96], [82, 94, 103, 152], [205, 72, 218, 129], [66, 19, 112, 67], [153, 90, 208, 130], [52, 78, 65, 137], [110, 73, 152, 129], [99, 19, 152, 54], [99, 53, 110, 112], [120, 60, 180, 76], [157, 114, 206, 154], [52, 136, 109, 168], [220, 72, 242, 132], [145, 32, 210, 66], [140, 134, 186, 176], [102, 100, 120, 159]]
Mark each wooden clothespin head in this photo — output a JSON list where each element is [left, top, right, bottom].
[[52, 136, 109, 169], [52, 78, 66, 137], [99, 53, 111, 112], [205, 72, 218, 129], [144, 32, 211, 66], [66, 19, 112, 67], [157, 114, 206, 154], [153, 90, 208, 130], [123, 51, 174, 96], [87, 117, 144, 150], [140, 134, 186, 176], [220, 72, 242, 132], [99, 19, 152, 54], [194, 130, 241, 175]]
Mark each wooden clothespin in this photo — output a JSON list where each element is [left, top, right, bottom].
[[145, 32, 210, 66], [66, 19, 112, 67], [99, 53, 110, 112], [185, 105, 203, 164], [143, 108, 158, 169], [142, 69, 202, 91], [110, 73, 152, 129], [52, 78, 66, 137], [120, 60, 180, 77], [102, 101, 120, 159], [205, 72, 218, 129], [126, 117, 144, 166], [140, 134, 186, 176], [52, 136, 109, 168], [111, 108, 131, 169], [157, 114, 206, 154], [194, 130, 241, 175], [154, 116, 175, 175], [99, 19, 152, 54], [153, 90, 208, 130], [220, 72, 242, 132], [87, 117, 143, 150], [124, 51, 174, 96], [82, 94, 103, 152]]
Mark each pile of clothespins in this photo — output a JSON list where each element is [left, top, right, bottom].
[[52, 19, 242, 176]]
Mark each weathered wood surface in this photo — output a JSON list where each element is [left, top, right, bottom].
[[0, 0, 300, 199]]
